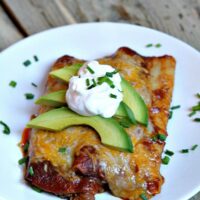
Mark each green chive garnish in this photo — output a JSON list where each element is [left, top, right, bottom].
[[146, 44, 153, 48], [180, 149, 189, 153], [18, 157, 28, 165], [110, 93, 117, 99], [29, 166, 34, 176], [171, 105, 181, 110], [0, 121, 10, 134], [9, 80, 17, 88], [33, 55, 39, 62], [162, 156, 170, 165], [23, 60, 31, 67], [58, 147, 67, 153], [140, 193, 148, 200], [23, 142, 29, 152], [87, 66, 95, 74], [98, 76, 114, 88], [106, 70, 118, 77], [25, 93, 34, 99], [157, 133, 167, 141], [169, 110, 173, 119], [191, 144, 198, 151], [188, 111, 196, 117], [121, 102, 137, 125], [86, 79, 90, 86], [192, 105, 200, 111], [196, 93, 200, 98], [194, 118, 200, 122], [165, 149, 174, 156], [87, 84, 96, 90], [92, 78, 96, 86], [31, 82, 37, 87], [31, 186, 43, 193], [155, 43, 162, 48]]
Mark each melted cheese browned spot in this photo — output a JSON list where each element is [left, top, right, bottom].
[[25, 47, 175, 200]]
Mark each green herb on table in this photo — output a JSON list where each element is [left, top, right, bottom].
[[23, 60, 31, 67], [145, 43, 153, 48], [9, 80, 17, 88], [162, 156, 170, 165], [33, 55, 39, 62], [29, 166, 34, 176], [180, 149, 189, 154], [165, 149, 174, 156], [58, 147, 67, 153], [169, 110, 173, 119], [31, 82, 37, 87], [25, 93, 34, 100], [188, 111, 196, 117], [191, 144, 198, 151], [0, 121, 10, 134], [18, 157, 28, 165], [171, 105, 181, 110], [87, 66, 95, 74], [194, 118, 200, 122], [155, 43, 162, 48], [140, 193, 148, 200]]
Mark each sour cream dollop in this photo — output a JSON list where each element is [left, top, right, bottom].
[[66, 61, 123, 118]]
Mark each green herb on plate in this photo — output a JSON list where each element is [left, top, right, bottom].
[[145, 43, 153, 48], [0, 121, 10, 134], [162, 156, 170, 165], [165, 149, 174, 156], [23, 60, 31, 67], [171, 105, 181, 110], [58, 147, 67, 153], [25, 93, 34, 100], [18, 157, 28, 165], [110, 93, 117, 99], [9, 80, 17, 88], [191, 144, 198, 151], [31, 82, 37, 87], [33, 55, 39, 62], [180, 149, 189, 154]]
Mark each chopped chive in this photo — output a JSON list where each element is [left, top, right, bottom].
[[87, 66, 95, 74], [0, 121, 10, 135], [31, 186, 43, 193], [192, 105, 200, 111], [122, 102, 137, 125], [25, 93, 34, 100], [58, 147, 67, 153], [188, 111, 196, 117], [191, 144, 198, 151], [110, 93, 117, 99], [29, 166, 34, 176], [180, 149, 189, 153], [169, 110, 173, 119], [23, 60, 31, 67], [162, 156, 170, 165], [31, 82, 37, 87], [9, 80, 17, 88], [140, 193, 148, 200], [194, 118, 200, 122], [196, 93, 200, 98], [165, 149, 174, 156], [33, 55, 39, 62], [92, 78, 96, 86], [152, 135, 158, 142], [106, 70, 118, 77], [18, 157, 28, 165], [146, 43, 153, 48], [87, 84, 95, 90], [171, 105, 181, 110], [23, 142, 29, 152], [98, 76, 114, 88], [119, 118, 132, 128], [157, 133, 167, 141], [86, 78, 90, 86], [155, 43, 162, 48]]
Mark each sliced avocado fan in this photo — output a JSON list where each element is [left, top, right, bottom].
[[49, 65, 148, 126], [27, 107, 133, 153]]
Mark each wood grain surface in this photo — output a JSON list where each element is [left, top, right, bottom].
[[0, 0, 199, 199]]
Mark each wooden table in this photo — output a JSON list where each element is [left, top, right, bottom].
[[0, 0, 199, 199]]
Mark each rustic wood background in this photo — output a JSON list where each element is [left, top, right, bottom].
[[0, 0, 200, 199]]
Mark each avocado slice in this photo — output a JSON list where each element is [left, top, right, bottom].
[[50, 65, 148, 125], [27, 107, 133, 152], [35, 90, 66, 107]]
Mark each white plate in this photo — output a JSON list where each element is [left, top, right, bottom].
[[0, 22, 200, 200]]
